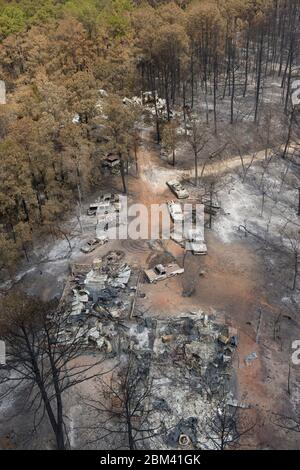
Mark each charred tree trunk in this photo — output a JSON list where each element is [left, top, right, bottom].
[[119, 156, 127, 194]]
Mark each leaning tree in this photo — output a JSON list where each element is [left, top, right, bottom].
[[0, 290, 109, 449]]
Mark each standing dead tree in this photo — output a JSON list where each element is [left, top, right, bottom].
[[199, 388, 256, 450], [162, 120, 180, 166], [0, 291, 108, 449], [273, 412, 300, 434], [84, 353, 164, 450], [280, 225, 300, 291], [282, 107, 300, 160], [187, 115, 208, 187]]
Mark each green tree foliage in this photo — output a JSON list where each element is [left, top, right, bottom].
[[0, 5, 25, 39], [101, 94, 138, 193], [0, 0, 298, 274]]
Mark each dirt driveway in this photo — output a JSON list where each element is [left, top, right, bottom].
[[128, 128, 300, 450], [5, 126, 299, 450]]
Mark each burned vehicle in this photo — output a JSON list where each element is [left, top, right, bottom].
[[167, 180, 189, 199], [80, 237, 108, 254], [185, 229, 207, 255], [144, 263, 184, 284], [101, 154, 121, 170], [87, 193, 120, 216], [167, 200, 184, 223]]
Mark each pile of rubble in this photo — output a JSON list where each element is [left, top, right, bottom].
[[150, 311, 237, 378], [58, 277, 241, 449], [123, 311, 239, 449], [122, 91, 180, 121], [101, 154, 121, 175], [58, 251, 138, 351], [88, 310, 238, 450], [80, 193, 122, 247]]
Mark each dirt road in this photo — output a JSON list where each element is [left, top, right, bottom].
[[133, 129, 300, 450], [2, 126, 299, 450], [137, 127, 280, 194]]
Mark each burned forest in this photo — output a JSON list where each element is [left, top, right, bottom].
[[0, 0, 300, 456]]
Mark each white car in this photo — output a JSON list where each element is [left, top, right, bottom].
[[81, 237, 107, 254], [167, 181, 189, 199], [87, 201, 110, 216], [144, 263, 184, 284], [102, 155, 121, 169], [100, 193, 113, 202], [87, 194, 120, 216], [87, 203, 100, 216], [100, 193, 121, 210], [185, 229, 207, 255], [167, 201, 184, 223]]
